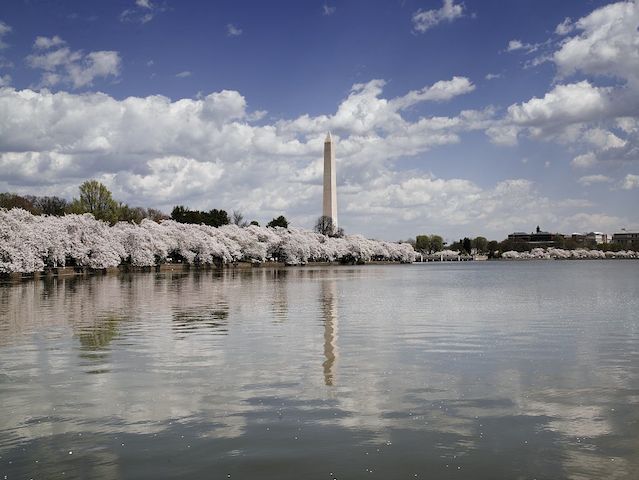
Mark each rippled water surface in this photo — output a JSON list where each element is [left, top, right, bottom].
[[1, 262, 639, 479]]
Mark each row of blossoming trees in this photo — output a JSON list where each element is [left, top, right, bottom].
[[0, 208, 416, 274], [502, 247, 637, 260]]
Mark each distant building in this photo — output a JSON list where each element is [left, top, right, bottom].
[[508, 232, 531, 242], [508, 226, 555, 245], [565, 231, 608, 245], [586, 232, 608, 244], [612, 231, 639, 247], [569, 233, 587, 244]]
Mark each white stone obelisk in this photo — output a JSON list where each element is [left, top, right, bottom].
[[323, 132, 338, 231]]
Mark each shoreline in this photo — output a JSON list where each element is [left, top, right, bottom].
[[0, 260, 407, 282], [2, 257, 637, 283]]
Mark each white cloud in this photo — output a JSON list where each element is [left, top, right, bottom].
[[583, 127, 627, 150], [485, 73, 501, 80], [617, 117, 639, 133], [26, 38, 121, 89], [488, 81, 618, 147], [175, 70, 192, 78], [555, 17, 573, 35], [0, 80, 615, 239], [506, 39, 525, 51], [113, 156, 225, 202], [0, 82, 466, 233], [559, 212, 627, 233], [390, 76, 475, 109], [488, 0, 639, 192], [68, 51, 121, 88], [0, 20, 11, 49], [322, 4, 336, 16], [34, 35, 66, 50], [621, 173, 639, 190], [0, 73, 10, 87], [506, 39, 545, 54], [553, 1, 639, 84], [571, 152, 598, 168], [120, 0, 160, 24], [486, 124, 519, 146], [506, 81, 610, 128], [412, 0, 464, 33], [577, 174, 612, 186], [227, 24, 242, 37]]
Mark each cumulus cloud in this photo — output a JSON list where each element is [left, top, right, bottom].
[[558, 212, 627, 233], [553, 1, 639, 84], [621, 173, 639, 190], [487, 81, 616, 146], [353, 176, 612, 238], [491, 0, 639, 185], [227, 24, 242, 37], [25, 38, 121, 89], [583, 127, 627, 150], [390, 76, 475, 109], [571, 152, 598, 169], [34, 35, 65, 50], [0, 78, 613, 239], [113, 156, 225, 202], [577, 174, 612, 186], [412, 0, 464, 33], [617, 117, 639, 134], [0, 73, 10, 86], [506, 81, 611, 128]]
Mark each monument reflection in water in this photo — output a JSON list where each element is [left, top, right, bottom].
[[1, 262, 639, 479], [321, 278, 338, 386]]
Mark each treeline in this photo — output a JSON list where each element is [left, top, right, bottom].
[[170, 206, 231, 227], [411, 234, 497, 256], [0, 181, 167, 224], [409, 233, 637, 257], [0, 192, 69, 216], [0, 208, 416, 273], [170, 205, 290, 230], [0, 180, 292, 230]]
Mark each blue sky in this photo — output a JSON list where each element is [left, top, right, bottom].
[[0, 0, 638, 241]]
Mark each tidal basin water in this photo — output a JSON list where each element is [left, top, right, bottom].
[[1, 262, 638, 479]]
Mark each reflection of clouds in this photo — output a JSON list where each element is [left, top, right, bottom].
[[562, 449, 633, 480], [0, 273, 243, 442], [525, 391, 612, 438], [1, 263, 638, 478]]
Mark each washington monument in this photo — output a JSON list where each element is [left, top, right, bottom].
[[323, 132, 338, 231]]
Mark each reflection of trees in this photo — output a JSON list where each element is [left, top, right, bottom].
[[78, 315, 122, 350], [320, 278, 338, 386], [172, 304, 229, 334], [270, 269, 288, 322]]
